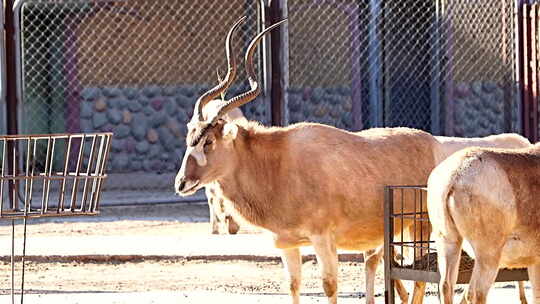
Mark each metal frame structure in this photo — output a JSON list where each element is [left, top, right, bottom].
[[1, 132, 112, 304], [383, 185, 529, 304]]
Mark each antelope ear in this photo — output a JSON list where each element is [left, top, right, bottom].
[[222, 123, 239, 141]]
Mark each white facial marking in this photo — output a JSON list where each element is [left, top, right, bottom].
[[180, 136, 207, 174], [190, 140, 207, 166]]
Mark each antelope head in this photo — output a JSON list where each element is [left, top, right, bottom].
[[175, 17, 286, 196]]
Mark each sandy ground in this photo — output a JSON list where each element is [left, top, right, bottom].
[[0, 203, 532, 303]]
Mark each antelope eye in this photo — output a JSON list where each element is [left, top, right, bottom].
[[204, 139, 214, 147]]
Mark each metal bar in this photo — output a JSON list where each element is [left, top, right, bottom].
[[26, 139, 37, 212], [70, 135, 86, 210], [533, 4, 539, 141], [0, 211, 100, 220], [40, 137, 52, 214], [11, 219, 14, 304], [383, 186, 395, 304], [20, 216, 27, 304], [515, 0, 525, 135], [23, 139, 30, 213], [523, 4, 532, 139], [11, 141, 17, 210], [91, 134, 112, 212], [5, 0, 19, 137], [501, 0, 513, 134], [368, 0, 383, 127], [58, 136, 73, 211], [413, 187, 417, 270], [80, 135, 97, 211], [419, 188, 424, 265], [43, 137, 56, 212], [400, 188, 404, 268], [430, 0, 441, 134], [1, 139, 7, 216], [269, 0, 289, 126], [87, 135, 103, 211]]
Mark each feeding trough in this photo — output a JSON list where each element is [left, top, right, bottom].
[[383, 185, 528, 303], [0, 132, 112, 303]]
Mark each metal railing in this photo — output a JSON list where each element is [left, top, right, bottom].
[[383, 185, 529, 303]]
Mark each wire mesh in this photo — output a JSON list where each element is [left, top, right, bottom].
[[286, 0, 519, 135], [15, 0, 523, 204], [17, 0, 265, 202]]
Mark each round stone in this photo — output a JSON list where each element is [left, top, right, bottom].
[[125, 138, 136, 153], [151, 111, 167, 127], [142, 86, 161, 98], [139, 97, 150, 106], [80, 102, 93, 118], [92, 112, 107, 129], [128, 101, 142, 112], [165, 99, 177, 115], [114, 125, 130, 139], [101, 123, 114, 132], [163, 87, 177, 96], [123, 88, 139, 100], [143, 107, 154, 116], [158, 127, 175, 151], [149, 144, 161, 157], [160, 152, 170, 161], [143, 159, 153, 171], [81, 87, 101, 102], [177, 109, 188, 123], [103, 87, 122, 98], [80, 119, 93, 133], [107, 109, 123, 125], [147, 129, 159, 143], [132, 115, 148, 140], [130, 160, 143, 171], [135, 141, 150, 154], [112, 153, 129, 170], [151, 98, 164, 111], [166, 119, 182, 137], [111, 139, 124, 152], [122, 110, 133, 124], [94, 98, 107, 112]]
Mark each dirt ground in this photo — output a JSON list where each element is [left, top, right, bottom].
[[0, 204, 393, 301], [0, 203, 527, 303]]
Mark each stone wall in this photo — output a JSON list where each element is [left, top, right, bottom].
[[287, 87, 354, 130], [79, 84, 266, 173], [447, 81, 518, 137]]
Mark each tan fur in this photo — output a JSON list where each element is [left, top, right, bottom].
[[177, 112, 532, 304], [428, 144, 540, 304], [177, 121, 439, 304]]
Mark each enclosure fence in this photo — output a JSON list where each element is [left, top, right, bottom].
[[2, 0, 529, 204]]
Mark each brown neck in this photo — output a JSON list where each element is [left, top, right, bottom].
[[216, 126, 287, 229]]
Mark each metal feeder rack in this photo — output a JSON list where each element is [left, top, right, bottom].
[[383, 185, 528, 304], [0, 132, 112, 304]]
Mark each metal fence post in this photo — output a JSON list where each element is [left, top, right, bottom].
[[269, 0, 289, 126], [369, 0, 383, 127], [5, 0, 18, 136]]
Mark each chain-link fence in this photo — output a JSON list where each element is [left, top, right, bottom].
[[12, 0, 522, 204], [285, 0, 519, 136], [17, 0, 266, 203]]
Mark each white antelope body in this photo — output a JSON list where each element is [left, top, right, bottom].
[[428, 144, 540, 303]]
